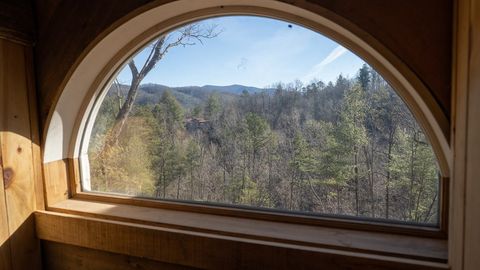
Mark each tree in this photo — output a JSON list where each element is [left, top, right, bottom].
[[338, 83, 368, 215], [87, 59, 441, 223], [150, 92, 186, 198], [157, 90, 184, 140], [204, 93, 221, 120], [358, 63, 371, 90], [191, 105, 202, 117], [108, 23, 220, 144], [245, 113, 271, 179], [185, 140, 201, 199], [289, 132, 318, 210], [369, 84, 405, 218]]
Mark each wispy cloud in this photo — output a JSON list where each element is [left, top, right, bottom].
[[318, 45, 347, 67], [302, 45, 347, 82]]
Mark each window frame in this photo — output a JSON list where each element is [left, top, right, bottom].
[[41, 0, 451, 252]]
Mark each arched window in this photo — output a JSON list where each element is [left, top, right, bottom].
[[77, 16, 441, 225], [43, 2, 450, 238]]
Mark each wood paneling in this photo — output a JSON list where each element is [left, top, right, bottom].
[[449, 0, 470, 268], [49, 199, 447, 262], [24, 47, 46, 212], [42, 241, 197, 270], [0, 38, 36, 235], [43, 159, 70, 206], [0, 164, 12, 270], [33, 0, 453, 139], [36, 211, 449, 270], [450, 1, 480, 270], [463, 0, 480, 269], [34, 0, 158, 128], [73, 190, 445, 239], [0, 39, 42, 270]]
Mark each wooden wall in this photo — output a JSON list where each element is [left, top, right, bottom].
[[0, 39, 43, 269], [42, 241, 195, 270], [0, 0, 461, 269], [450, 0, 480, 269], [30, 0, 455, 269], [35, 211, 448, 270], [33, 0, 453, 138], [0, 1, 43, 269], [0, 32, 43, 270]]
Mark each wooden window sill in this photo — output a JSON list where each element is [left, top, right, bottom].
[[37, 198, 448, 267]]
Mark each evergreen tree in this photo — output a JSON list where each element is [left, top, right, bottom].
[[204, 93, 221, 120]]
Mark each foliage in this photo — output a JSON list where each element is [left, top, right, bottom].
[[88, 64, 440, 224]]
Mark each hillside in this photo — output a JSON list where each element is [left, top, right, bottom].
[[107, 83, 270, 109]]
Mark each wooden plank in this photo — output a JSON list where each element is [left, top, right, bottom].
[[68, 158, 81, 196], [43, 159, 70, 206], [50, 199, 447, 262], [7, 215, 40, 270], [0, 39, 41, 270], [42, 241, 197, 270], [0, 157, 12, 270], [463, 0, 480, 269], [450, 0, 474, 269], [35, 211, 449, 270], [24, 48, 45, 211], [0, 37, 36, 237], [73, 191, 444, 239]]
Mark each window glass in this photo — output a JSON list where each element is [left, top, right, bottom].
[[83, 16, 440, 225]]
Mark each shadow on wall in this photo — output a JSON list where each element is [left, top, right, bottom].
[[0, 214, 41, 270]]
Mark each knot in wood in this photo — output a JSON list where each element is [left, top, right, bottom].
[[3, 167, 14, 188]]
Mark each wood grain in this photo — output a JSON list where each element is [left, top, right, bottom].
[[0, 157, 12, 270], [49, 199, 447, 262], [42, 241, 197, 270], [73, 190, 444, 239], [450, 0, 472, 269], [463, 0, 480, 269], [68, 158, 81, 196], [43, 159, 70, 206], [0, 38, 36, 234], [24, 48, 46, 211], [0, 39, 42, 270], [35, 211, 449, 270]]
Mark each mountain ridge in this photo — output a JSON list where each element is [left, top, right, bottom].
[[109, 83, 274, 109]]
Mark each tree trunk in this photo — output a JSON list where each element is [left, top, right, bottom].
[[408, 131, 418, 219], [354, 146, 359, 216], [385, 129, 394, 219]]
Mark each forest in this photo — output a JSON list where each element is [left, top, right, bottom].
[[87, 63, 440, 225]]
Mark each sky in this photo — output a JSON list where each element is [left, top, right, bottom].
[[116, 16, 366, 88]]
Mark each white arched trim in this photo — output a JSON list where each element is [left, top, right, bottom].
[[42, 0, 451, 179]]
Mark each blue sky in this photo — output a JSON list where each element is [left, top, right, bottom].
[[116, 16, 366, 88]]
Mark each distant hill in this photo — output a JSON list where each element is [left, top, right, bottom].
[[107, 83, 273, 110], [200, 84, 268, 95]]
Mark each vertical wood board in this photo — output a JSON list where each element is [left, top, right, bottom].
[[0, 39, 36, 233], [43, 159, 70, 206], [0, 39, 42, 270], [463, 0, 480, 269], [0, 156, 12, 270]]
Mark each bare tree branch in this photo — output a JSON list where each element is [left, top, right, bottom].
[[104, 22, 221, 147]]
